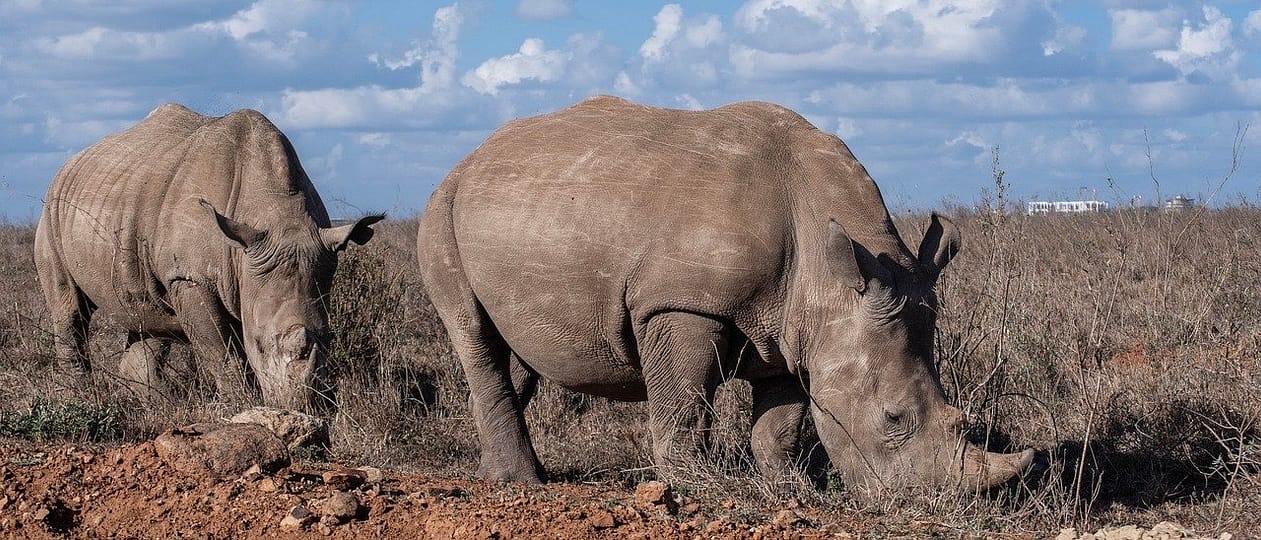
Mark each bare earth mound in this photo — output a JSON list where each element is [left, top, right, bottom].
[[0, 438, 868, 539]]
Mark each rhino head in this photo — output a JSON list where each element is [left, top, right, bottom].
[[201, 200, 384, 410], [806, 214, 1034, 494]]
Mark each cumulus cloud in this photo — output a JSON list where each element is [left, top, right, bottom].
[[628, 4, 724, 92], [1246, 9, 1261, 38], [32, 0, 338, 65], [462, 38, 569, 95], [1153, 6, 1240, 79], [280, 4, 494, 129], [728, 0, 1064, 78], [640, 4, 683, 61], [515, 0, 572, 20], [1109, 8, 1179, 51], [368, 4, 463, 93]]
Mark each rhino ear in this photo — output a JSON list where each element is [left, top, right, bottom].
[[200, 199, 263, 249], [827, 220, 868, 294], [321, 214, 385, 252], [917, 213, 961, 278]]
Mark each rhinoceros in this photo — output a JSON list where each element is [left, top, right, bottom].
[[417, 96, 1035, 493], [34, 103, 383, 409]]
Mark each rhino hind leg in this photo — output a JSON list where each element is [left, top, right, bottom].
[[639, 312, 727, 475], [449, 306, 547, 483], [169, 281, 256, 404], [34, 239, 94, 373], [118, 334, 172, 401]]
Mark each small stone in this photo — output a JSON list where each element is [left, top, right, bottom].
[[1056, 528, 1078, 540], [32, 507, 49, 522], [258, 478, 279, 493], [1103, 525, 1144, 540], [241, 464, 264, 481], [588, 510, 616, 530], [280, 505, 315, 530], [0, 496, 9, 511], [772, 510, 799, 528], [1218, 533, 1233, 540], [316, 521, 333, 535], [679, 502, 701, 517], [1147, 521, 1191, 539], [322, 469, 366, 491], [721, 499, 736, 510], [319, 491, 360, 523], [634, 481, 673, 507], [706, 518, 730, 533], [358, 466, 384, 483]]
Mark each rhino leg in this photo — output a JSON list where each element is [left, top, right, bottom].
[[639, 312, 726, 473], [450, 311, 547, 483], [169, 281, 255, 403], [34, 237, 93, 373], [750, 375, 810, 478], [118, 334, 171, 401]]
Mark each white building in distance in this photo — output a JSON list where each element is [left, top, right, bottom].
[[1026, 200, 1110, 215]]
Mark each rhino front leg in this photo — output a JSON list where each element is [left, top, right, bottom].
[[639, 312, 726, 474], [750, 375, 810, 478], [169, 281, 255, 403]]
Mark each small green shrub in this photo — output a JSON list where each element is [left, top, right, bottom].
[[0, 398, 122, 442]]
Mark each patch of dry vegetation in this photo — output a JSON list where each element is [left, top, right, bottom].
[[2, 196, 1258, 536]]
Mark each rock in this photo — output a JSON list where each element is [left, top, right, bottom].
[[588, 510, 617, 530], [358, 466, 384, 483], [280, 505, 315, 530], [322, 469, 366, 490], [258, 478, 280, 493], [154, 423, 290, 479], [634, 481, 674, 508], [772, 509, 800, 528], [229, 407, 328, 450], [1056, 528, 1078, 540], [1099, 525, 1144, 540], [319, 491, 360, 523], [1147, 521, 1193, 539]]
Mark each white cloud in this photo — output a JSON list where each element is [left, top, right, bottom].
[[613, 71, 640, 95], [640, 4, 683, 61], [358, 133, 390, 146], [462, 38, 569, 96], [33, 0, 336, 65], [675, 93, 703, 110], [515, 0, 572, 20], [728, 0, 1044, 78], [1163, 129, 1187, 142], [1246, 9, 1261, 37], [1153, 6, 1239, 79], [368, 4, 463, 93], [1109, 8, 1179, 51], [1042, 24, 1086, 56]]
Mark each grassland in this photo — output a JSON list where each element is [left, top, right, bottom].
[[1, 201, 1258, 537]]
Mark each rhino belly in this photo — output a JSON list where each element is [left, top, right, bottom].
[[474, 285, 647, 401]]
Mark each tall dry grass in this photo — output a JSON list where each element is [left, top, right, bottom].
[[1, 190, 1258, 534]]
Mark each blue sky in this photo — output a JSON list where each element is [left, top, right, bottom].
[[2, 0, 1260, 221]]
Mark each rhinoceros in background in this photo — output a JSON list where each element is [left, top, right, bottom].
[[418, 96, 1034, 494], [34, 103, 383, 409]]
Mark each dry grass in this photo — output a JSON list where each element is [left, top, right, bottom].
[[2, 198, 1259, 535]]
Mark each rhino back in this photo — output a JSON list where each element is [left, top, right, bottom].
[[446, 97, 880, 391], [39, 104, 328, 329]]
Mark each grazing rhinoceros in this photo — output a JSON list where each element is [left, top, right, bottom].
[[34, 103, 383, 409], [417, 95, 1035, 494]]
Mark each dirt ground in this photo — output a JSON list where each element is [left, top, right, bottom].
[[0, 437, 904, 540]]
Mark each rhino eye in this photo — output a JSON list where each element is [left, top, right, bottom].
[[884, 408, 904, 425]]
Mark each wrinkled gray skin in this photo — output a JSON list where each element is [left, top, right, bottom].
[[35, 104, 383, 409], [418, 96, 1034, 494]]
